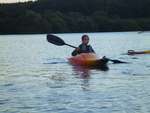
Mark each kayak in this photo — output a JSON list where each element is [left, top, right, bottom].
[[127, 50, 150, 55], [68, 53, 109, 70]]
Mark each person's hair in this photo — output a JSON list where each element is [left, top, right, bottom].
[[81, 35, 89, 41]]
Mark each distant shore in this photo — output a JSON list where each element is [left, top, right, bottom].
[[1, 0, 150, 34], [0, 31, 150, 35]]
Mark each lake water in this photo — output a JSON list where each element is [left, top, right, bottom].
[[0, 32, 150, 113]]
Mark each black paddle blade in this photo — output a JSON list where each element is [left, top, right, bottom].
[[47, 34, 65, 46], [111, 59, 128, 64], [103, 56, 128, 64]]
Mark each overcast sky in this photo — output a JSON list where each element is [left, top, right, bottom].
[[0, 0, 35, 3]]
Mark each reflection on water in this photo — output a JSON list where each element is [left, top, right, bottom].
[[71, 66, 92, 91], [73, 66, 91, 79], [0, 32, 150, 113]]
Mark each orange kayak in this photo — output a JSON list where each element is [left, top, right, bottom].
[[68, 53, 108, 70], [127, 50, 150, 55]]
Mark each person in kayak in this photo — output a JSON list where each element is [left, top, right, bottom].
[[72, 35, 95, 56]]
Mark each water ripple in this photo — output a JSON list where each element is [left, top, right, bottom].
[[0, 33, 150, 113]]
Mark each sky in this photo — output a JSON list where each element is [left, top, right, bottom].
[[0, 0, 35, 3]]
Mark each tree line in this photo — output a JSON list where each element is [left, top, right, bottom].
[[0, 0, 150, 34]]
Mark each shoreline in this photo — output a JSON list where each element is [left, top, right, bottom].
[[0, 31, 150, 35]]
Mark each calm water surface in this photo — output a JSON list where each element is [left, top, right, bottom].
[[0, 32, 150, 113]]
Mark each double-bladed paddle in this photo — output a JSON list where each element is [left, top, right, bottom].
[[47, 34, 128, 64]]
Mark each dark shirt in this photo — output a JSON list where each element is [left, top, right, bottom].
[[72, 44, 95, 56]]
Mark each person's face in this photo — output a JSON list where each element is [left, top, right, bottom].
[[82, 36, 89, 44]]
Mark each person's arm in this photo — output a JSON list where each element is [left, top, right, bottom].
[[91, 47, 95, 53], [89, 45, 95, 53], [71, 48, 80, 56]]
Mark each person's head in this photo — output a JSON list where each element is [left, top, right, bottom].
[[81, 35, 89, 45]]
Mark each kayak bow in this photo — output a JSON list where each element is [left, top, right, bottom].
[[68, 53, 109, 70]]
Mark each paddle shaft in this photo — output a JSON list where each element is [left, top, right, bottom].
[[65, 43, 77, 49]]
